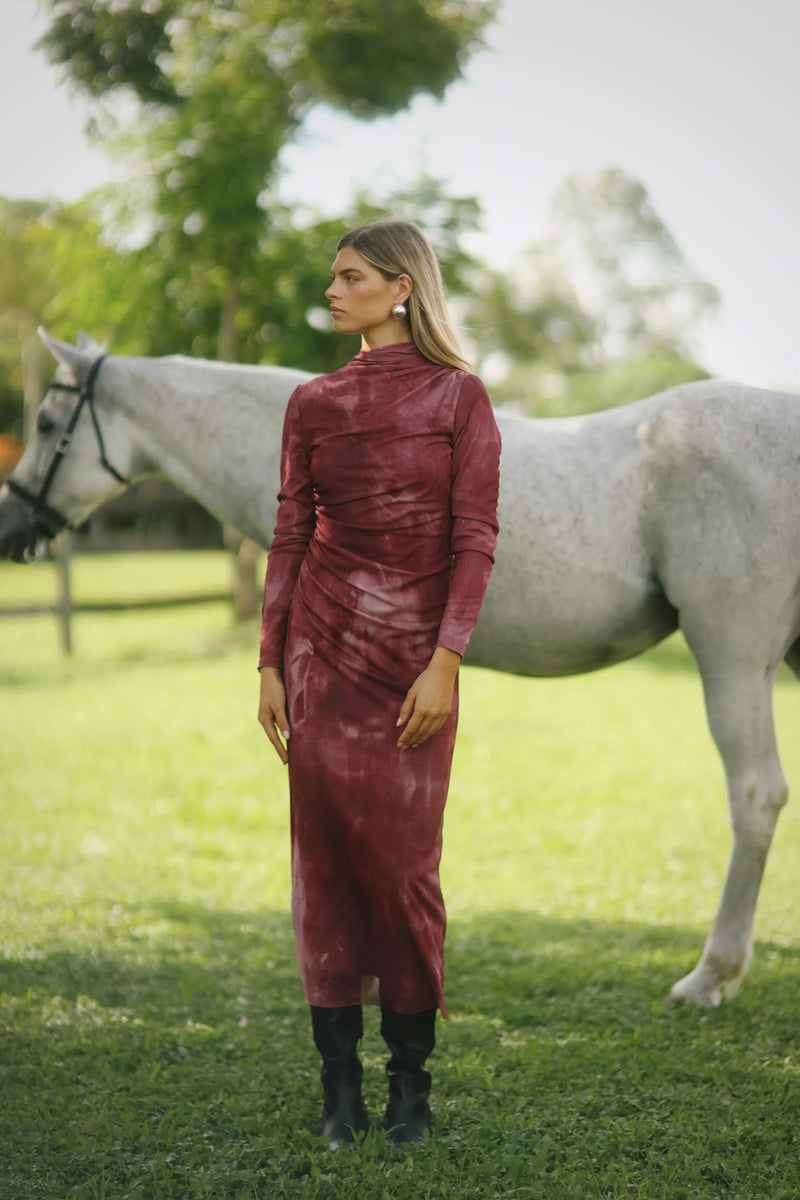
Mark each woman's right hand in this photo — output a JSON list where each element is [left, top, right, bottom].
[[258, 667, 290, 765]]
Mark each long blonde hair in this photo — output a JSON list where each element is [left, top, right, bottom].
[[337, 220, 470, 372]]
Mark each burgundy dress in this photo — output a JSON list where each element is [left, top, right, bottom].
[[259, 342, 501, 1016]]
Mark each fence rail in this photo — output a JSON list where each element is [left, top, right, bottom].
[[0, 536, 262, 654], [1, 594, 231, 617]]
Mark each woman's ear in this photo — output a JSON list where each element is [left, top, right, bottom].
[[396, 274, 413, 304]]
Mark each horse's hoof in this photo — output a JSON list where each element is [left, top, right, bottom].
[[666, 970, 722, 1009]]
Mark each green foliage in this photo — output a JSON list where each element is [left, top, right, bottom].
[[470, 167, 719, 415], [28, 4, 718, 418], [547, 349, 711, 417], [2, 550, 800, 1198], [37, 0, 497, 360], [0, 199, 55, 317], [0, 174, 483, 391], [0, 193, 178, 437], [302, 0, 495, 117], [544, 167, 720, 364], [0, 196, 137, 436], [0, 166, 715, 436], [37, 0, 180, 106], [492, 349, 710, 418], [38, 0, 495, 118], [467, 267, 593, 379], [243, 176, 485, 372], [0, 197, 51, 434]]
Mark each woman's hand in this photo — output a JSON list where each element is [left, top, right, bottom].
[[396, 646, 460, 749], [258, 666, 290, 765]]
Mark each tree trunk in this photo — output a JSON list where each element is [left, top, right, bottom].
[[218, 273, 261, 621], [223, 526, 261, 621], [218, 272, 239, 365], [19, 317, 47, 439]]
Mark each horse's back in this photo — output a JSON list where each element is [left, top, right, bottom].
[[635, 379, 800, 469], [476, 380, 800, 677], [478, 395, 678, 675]]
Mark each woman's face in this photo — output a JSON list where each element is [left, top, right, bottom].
[[325, 246, 412, 348]]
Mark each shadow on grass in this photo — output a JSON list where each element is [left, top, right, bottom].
[[2, 902, 797, 1045], [1, 905, 798, 1198]]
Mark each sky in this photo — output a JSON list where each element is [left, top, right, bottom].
[[1, 0, 799, 388]]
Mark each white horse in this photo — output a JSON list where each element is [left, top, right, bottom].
[[2, 329, 799, 1009]]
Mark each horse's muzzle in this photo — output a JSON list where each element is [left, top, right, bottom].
[[0, 486, 49, 562]]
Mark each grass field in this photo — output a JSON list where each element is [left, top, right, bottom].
[[2, 551, 799, 1199]]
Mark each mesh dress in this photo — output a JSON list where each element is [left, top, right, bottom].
[[259, 342, 501, 1016]]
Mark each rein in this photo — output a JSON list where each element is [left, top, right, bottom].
[[6, 353, 132, 554]]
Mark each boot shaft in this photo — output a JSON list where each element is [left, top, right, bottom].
[[311, 1003, 364, 1066], [380, 1007, 436, 1143], [309, 1005, 368, 1147], [380, 1007, 436, 1066]]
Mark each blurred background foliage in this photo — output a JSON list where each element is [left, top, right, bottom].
[[0, 0, 719, 445]]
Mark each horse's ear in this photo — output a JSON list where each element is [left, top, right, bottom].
[[76, 331, 106, 355], [38, 328, 86, 383]]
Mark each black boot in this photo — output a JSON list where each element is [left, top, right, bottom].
[[381, 1007, 436, 1144], [310, 1005, 368, 1148]]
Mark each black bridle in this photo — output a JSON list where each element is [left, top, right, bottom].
[[6, 353, 132, 553]]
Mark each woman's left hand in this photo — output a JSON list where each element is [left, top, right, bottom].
[[396, 646, 460, 749]]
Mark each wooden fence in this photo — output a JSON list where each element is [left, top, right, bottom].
[[0, 537, 261, 655]]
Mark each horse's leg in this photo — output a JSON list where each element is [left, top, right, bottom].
[[667, 655, 789, 1007], [784, 635, 800, 681]]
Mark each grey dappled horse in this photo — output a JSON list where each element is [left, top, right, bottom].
[[2, 329, 799, 1009]]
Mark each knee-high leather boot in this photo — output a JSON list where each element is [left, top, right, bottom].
[[310, 1005, 368, 1148], [380, 1007, 437, 1143]]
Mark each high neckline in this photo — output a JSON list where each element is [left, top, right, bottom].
[[352, 342, 428, 369]]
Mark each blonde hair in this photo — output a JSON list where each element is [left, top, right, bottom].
[[337, 220, 470, 372]]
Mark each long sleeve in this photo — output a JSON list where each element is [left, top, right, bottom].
[[436, 376, 501, 657], [258, 388, 316, 669]]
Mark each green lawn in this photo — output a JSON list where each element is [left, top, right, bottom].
[[1, 552, 799, 1199]]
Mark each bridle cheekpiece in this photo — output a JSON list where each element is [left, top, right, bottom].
[[5, 353, 131, 555]]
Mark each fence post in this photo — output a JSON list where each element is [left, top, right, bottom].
[[224, 526, 260, 620], [53, 534, 73, 655]]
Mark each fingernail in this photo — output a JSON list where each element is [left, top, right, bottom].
[[282, 730, 290, 738], [395, 718, 402, 726]]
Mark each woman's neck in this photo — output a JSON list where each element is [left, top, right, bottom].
[[361, 328, 413, 352]]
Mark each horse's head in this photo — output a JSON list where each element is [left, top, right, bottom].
[[0, 330, 135, 562]]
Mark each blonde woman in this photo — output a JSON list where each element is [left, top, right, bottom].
[[258, 220, 501, 1146]]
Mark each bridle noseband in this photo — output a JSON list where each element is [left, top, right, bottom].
[[5, 353, 132, 554]]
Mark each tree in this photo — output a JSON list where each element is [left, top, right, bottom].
[[0, 193, 168, 438], [0, 170, 484, 445], [539, 166, 720, 365], [0, 198, 54, 437], [0, 190, 187, 441], [37, 0, 497, 361], [232, 173, 485, 373], [469, 167, 719, 415], [0, 197, 128, 437]]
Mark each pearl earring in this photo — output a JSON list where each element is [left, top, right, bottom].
[[392, 302, 407, 319]]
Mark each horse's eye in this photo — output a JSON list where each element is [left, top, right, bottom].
[[36, 411, 55, 434]]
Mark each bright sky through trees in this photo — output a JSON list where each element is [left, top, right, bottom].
[[1, 0, 798, 389]]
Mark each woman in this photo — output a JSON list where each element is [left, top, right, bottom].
[[257, 219, 501, 1146]]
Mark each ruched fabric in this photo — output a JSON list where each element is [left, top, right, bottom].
[[259, 342, 501, 1015]]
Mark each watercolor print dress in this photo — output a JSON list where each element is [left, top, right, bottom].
[[259, 342, 501, 1016]]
